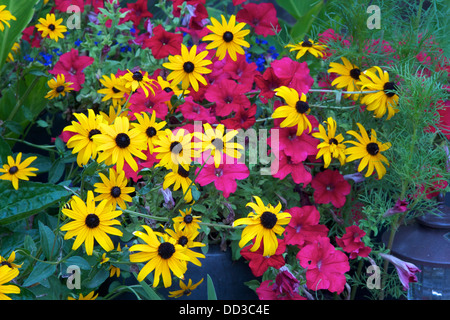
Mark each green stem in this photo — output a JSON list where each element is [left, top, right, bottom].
[[7, 76, 41, 122], [4, 137, 58, 153]]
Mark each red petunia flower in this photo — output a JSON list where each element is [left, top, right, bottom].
[[256, 279, 306, 300], [48, 49, 94, 91], [221, 103, 256, 130], [195, 154, 249, 198], [297, 236, 350, 294], [205, 78, 251, 117], [271, 149, 312, 186], [283, 206, 329, 248], [240, 239, 286, 277], [379, 253, 421, 291], [425, 99, 450, 140], [127, 86, 171, 120], [54, 0, 105, 13], [222, 54, 259, 90], [254, 67, 290, 103], [336, 225, 372, 259], [178, 96, 217, 124], [22, 25, 43, 48], [271, 57, 314, 95], [123, 0, 153, 27], [311, 169, 351, 208], [143, 25, 183, 60], [236, 2, 280, 37]]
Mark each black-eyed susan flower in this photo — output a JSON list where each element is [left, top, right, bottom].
[[163, 44, 212, 92], [156, 75, 188, 97], [99, 105, 129, 125], [154, 128, 194, 171], [94, 168, 135, 210], [68, 291, 98, 300], [129, 225, 190, 288], [345, 123, 391, 179], [60, 191, 123, 256], [0, 265, 20, 300], [312, 117, 347, 168], [271, 86, 313, 136], [45, 74, 74, 100], [202, 14, 250, 61], [35, 13, 67, 42], [132, 111, 167, 154], [98, 73, 130, 107], [93, 116, 148, 172], [163, 165, 195, 203], [0, 152, 38, 190], [63, 109, 106, 166], [172, 208, 201, 234], [6, 42, 20, 62], [358, 66, 399, 120], [328, 57, 363, 100], [233, 196, 291, 257], [165, 221, 206, 267], [168, 278, 204, 298], [121, 69, 158, 98], [0, 5, 16, 32], [0, 251, 22, 269], [285, 37, 327, 59], [194, 123, 244, 168]]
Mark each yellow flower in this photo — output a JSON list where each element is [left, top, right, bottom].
[[121, 69, 158, 98], [68, 291, 99, 300], [97, 73, 130, 107], [0, 152, 38, 190], [154, 128, 194, 171], [168, 278, 204, 298], [345, 123, 391, 179], [163, 44, 212, 92], [131, 111, 167, 154], [93, 116, 148, 172], [358, 66, 399, 120], [271, 86, 312, 136], [172, 207, 201, 234], [99, 105, 129, 125], [0, 5, 16, 32], [328, 57, 363, 100], [0, 251, 22, 269], [194, 123, 243, 168], [233, 196, 291, 256], [60, 191, 123, 256], [0, 265, 20, 300], [35, 13, 67, 42], [285, 37, 327, 59], [6, 42, 20, 62], [163, 164, 195, 203], [94, 168, 135, 210], [202, 14, 250, 61], [63, 109, 106, 166], [312, 117, 347, 168], [45, 74, 74, 100], [100, 253, 110, 264], [129, 225, 190, 288]]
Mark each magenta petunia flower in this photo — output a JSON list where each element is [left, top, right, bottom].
[[49, 49, 94, 91], [297, 236, 350, 294], [240, 239, 286, 277], [271, 150, 312, 186], [178, 96, 217, 124], [143, 25, 183, 60], [283, 206, 329, 248], [195, 154, 249, 198], [380, 253, 421, 291], [271, 57, 314, 96], [221, 103, 256, 130], [236, 2, 280, 37], [336, 225, 372, 259], [205, 78, 251, 117], [123, 0, 153, 27], [254, 67, 290, 103], [222, 54, 259, 90], [311, 169, 351, 208], [127, 87, 171, 121]]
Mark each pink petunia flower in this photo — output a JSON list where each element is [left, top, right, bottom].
[[256, 279, 306, 300], [254, 67, 290, 103], [221, 104, 256, 130], [178, 96, 217, 124], [143, 25, 183, 60], [240, 239, 286, 277], [379, 253, 421, 291], [122, 0, 153, 27], [297, 236, 350, 294], [195, 154, 249, 198], [127, 86, 171, 120], [236, 2, 280, 37], [271, 57, 315, 96], [205, 78, 251, 117], [283, 206, 329, 248], [48, 49, 94, 91], [271, 149, 313, 186], [383, 198, 409, 217], [311, 169, 351, 208], [336, 225, 372, 259], [222, 54, 259, 90]]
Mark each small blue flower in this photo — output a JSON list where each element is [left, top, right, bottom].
[[74, 39, 82, 46], [97, 31, 102, 36]]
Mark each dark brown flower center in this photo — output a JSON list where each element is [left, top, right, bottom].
[[132, 71, 143, 81], [112, 87, 121, 93], [329, 138, 339, 145], [350, 68, 361, 80], [48, 24, 56, 31], [295, 101, 310, 114], [223, 31, 234, 42], [302, 40, 313, 47], [178, 236, 189, 247], [183, 214, 193, 224], [115, 133, 131, 148], [260, 211, 278, 229], [8, 166, 18, 174], [366, 142, 380, 155], [88, 129, 101, 140], [170, 141, 182, 154], [383, 82, 397, 97], [163, 87, 173, 93], [183, 62, 195, 73], [110, 186, 121, 198], [158, 242, 175, 259], [85, 213, 100, 228], [146, 126, 157, 138], [177, 165, 190, 178], [56, 85, 65, 93]]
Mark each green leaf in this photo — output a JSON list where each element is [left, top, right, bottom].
[[38, 221, 60, 261], [276, 0, 320, 19], [133, 273, 162, 300], [84, 267, 110, 289], [0, 181, 71, 225], [0, 0, 38, 72], [22, 262, 56, 287], [0, 135, 12, 166], [63, 256, 92, 270], [290, 1, 325, 41], [207, 274, 217, 300]]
